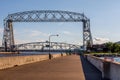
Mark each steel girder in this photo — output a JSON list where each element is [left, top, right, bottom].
[[5, 10, 86, 22], [2, 10, 93, 51], [16, 42, 80, 51]]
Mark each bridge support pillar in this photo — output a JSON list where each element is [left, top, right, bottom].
[[82, 19, 93, 51], [3, 20, 15, 52]]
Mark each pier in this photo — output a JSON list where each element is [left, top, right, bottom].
[[0, 54, 103, 80]]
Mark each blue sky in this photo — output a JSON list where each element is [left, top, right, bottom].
[[0, 0, 120, 45]]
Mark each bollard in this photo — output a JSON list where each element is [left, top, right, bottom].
[[61, 53, 63, 56], [49, 53, 52, 59]]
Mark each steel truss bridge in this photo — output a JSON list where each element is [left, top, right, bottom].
[[15, 42, 80, 52], [2, 10, 93, 51]]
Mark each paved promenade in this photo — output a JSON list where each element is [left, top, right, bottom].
[[0, 55, 85, 80]]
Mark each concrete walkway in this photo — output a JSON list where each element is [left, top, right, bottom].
[[0, 55, 85, 80]]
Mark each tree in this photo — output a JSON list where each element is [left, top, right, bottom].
[[112, 43, 120, 52], [105, 42, 120, 53], [105, 42, 113, 52]]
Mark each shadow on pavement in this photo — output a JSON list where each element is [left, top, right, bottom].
[[80, 55, 104, 80]]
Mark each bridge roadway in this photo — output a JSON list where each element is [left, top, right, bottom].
[[0, 55, 102, 80]]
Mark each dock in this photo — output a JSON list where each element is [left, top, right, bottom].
[[0, 55, 102, 80]]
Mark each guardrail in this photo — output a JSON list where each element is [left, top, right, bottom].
[[0, 53, 71, 70], [85, 54, 120, 80]]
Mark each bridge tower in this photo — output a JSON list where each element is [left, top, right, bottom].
[[3, 19, 15, 51], [83, 19, 93, 50]]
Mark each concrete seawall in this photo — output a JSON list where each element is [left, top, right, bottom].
[[86, 55, 120, 80], [109, 62, 120, 80], [0, 52, 19, 54], [0, 53, 68, 70], [86, 55, 103, 72]]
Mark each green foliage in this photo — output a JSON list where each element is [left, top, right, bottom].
[[105, 42, 113, 51], [105, 42, 120, 53]]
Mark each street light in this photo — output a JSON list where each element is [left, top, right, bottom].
[[49, 34, 59, 55]]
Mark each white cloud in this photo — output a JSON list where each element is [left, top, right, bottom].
[[93, 37, 110, 44], [0, 27, 3, 34], [0, 40, 2, 46], [15, 39, 32, 44], [31, 30, 49, 37], [0, 27, 3, 46], [15, 39, 46, 44], [62, 31, 72, 35], [35, 39, 45, 42], [31, 31, 40, 36]]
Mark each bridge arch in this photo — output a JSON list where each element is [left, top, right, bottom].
[[16, 42, 80, 52], [2, 10, 93, 51]]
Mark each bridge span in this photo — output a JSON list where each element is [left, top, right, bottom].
[[15, 41, 80, 52]]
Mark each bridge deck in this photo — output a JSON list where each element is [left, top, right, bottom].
[[0, 55, 102, 80]]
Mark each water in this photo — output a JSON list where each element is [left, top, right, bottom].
[[100, 57, 120, 63], [0, 52, 62, 57], [113, 57, 120, 62]]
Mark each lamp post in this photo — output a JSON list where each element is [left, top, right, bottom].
[[49, 34, 59, 55]]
